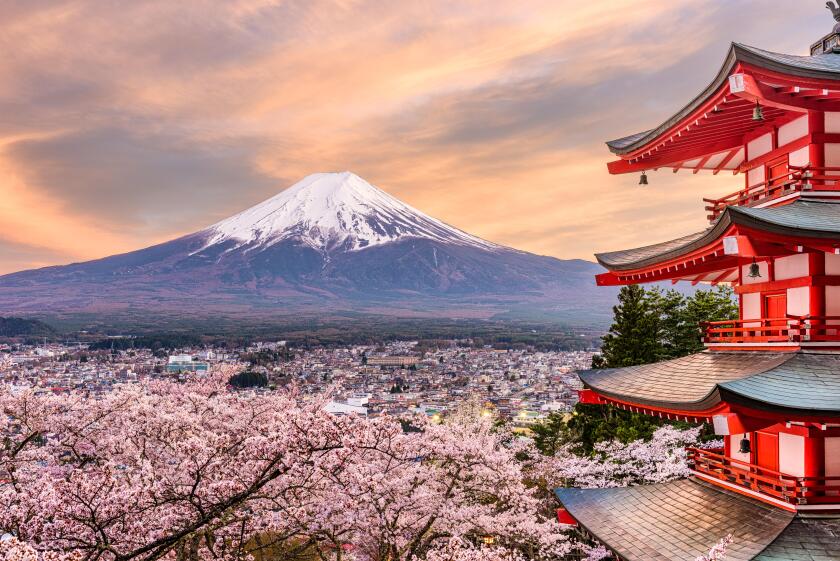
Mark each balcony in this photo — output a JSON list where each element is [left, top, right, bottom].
[[702, 316, 840, 345], [704, 165, 840, 222], [688, 447, 840, 507]]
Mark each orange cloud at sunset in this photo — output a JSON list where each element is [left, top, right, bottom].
[[0, 1, 828, 274]]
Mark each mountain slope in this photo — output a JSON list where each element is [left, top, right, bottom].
[[0, 172, 614, 324]]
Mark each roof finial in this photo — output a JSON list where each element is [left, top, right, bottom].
[[828, 1, 840, 23]]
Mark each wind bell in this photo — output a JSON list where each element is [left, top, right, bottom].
[[752, 100, 764, 122]]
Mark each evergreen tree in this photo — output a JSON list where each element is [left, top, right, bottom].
[[595, 285, 661, 368], [550, 285, 738, 455]]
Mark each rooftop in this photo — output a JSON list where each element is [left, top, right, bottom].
[[556, 478, 795, 561], [596, 199, 840, 273], [579, 351, 840, 417], [607, 43, 840, 157]]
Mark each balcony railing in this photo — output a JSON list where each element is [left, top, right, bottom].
[[704, 165, 840, 221], [687, 447, 840, 506], [702, 316, 840, 344]]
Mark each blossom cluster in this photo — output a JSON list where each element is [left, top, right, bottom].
[[0, 371, 577, 561]]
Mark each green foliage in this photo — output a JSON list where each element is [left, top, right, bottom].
[[88, 333, 202, 351], [0, 317, 56, 338], [594, 285, 737, 368], [228, 371, 269, 388], [596, 285, 661, 368], [544, 285, 739, 455]]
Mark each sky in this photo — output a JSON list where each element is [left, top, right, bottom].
[[0, 1, 831, 274]]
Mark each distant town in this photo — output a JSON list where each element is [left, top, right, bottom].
[[0, 338, 592, 428]]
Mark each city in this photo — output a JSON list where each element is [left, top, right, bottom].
[[0, 338, 591, 428]]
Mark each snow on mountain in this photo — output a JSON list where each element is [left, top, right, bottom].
[[200, 172, 500, 253]]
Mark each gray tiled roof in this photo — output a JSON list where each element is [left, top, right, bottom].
[[608, 43, 840, 155], [595, 229, 711, 269], [579, 351, 792, 410], [721, 353, 840, 413], [755, 517, 840, 561], [596, 200, 840, 271], [731, 201, 840, 236], [555, 479, 794, 561], [581, 351, 840, 415]]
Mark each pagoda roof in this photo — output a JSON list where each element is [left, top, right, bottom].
[[719, 352, 840, 414], [597, 199, 840, 272], [755, 518, 840, 560], [579, 351, 790, 412], [608, 43, 840, 156], [581, 351, 840, 416], [555, 478, 794, 561]]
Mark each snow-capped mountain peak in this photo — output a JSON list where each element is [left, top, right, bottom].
[[201, 172, 499, 252]]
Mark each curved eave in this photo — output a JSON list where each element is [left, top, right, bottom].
[[718, 387, 840, 419], [607, 43, 840, 157], [578, 351, 794, 416], [596, 200, 840, 273], [580, 351, 840, 419], [581, 381, 725, 413]]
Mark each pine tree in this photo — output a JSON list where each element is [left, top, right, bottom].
[[595, 285, 661, 368]]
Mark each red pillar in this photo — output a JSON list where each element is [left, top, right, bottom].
[[803, 427, 825, 500], [810, 253, 826, 340], [809, 110, 825, 168]]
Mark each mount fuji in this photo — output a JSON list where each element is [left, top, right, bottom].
[[0, 172, 612, 324]]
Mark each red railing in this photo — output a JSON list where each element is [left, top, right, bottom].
[[702, 315, 840, 344], [688, 447, 840, 506], [704, 165, 840, 221]]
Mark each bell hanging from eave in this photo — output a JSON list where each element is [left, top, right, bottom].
[[752, 100, 764, 122], [748, 258, 762, 279], [639, 171, 649, 186]]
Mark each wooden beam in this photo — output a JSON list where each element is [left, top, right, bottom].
[[714, 148, 743, 175], [693, 154, 713, 174]]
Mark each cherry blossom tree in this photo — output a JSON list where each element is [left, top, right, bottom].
[[0, 371, 358, 561], [538, 425, 706, 489], [0, 372, 584, 561], [288, 415, 576, 561]]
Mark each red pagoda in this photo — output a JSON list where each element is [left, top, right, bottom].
[[555, 7, 840, 561]]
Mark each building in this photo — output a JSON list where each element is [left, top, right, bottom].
[[555, 8, 840, 561], [166, 354, 209, 373], [366, 356, 419, 368]]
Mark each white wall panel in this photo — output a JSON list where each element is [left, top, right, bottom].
[[778, 115, 808, 146], [774, 254, 809, 280], [779, 433, 805, 477], [787, 286, 810, 317], [826, 438, 840, 477], [748, 133, 773, 159]]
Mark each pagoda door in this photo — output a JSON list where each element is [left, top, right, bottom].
[[766, 157, 789, 192], [755, 431, 779, 473], [764, 293, 787, 338]]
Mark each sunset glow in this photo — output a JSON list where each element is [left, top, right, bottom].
[[0, 1, 825, 274]]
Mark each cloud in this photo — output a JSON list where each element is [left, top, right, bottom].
[[0, 0, 829, 274]]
